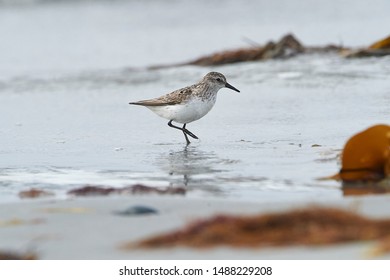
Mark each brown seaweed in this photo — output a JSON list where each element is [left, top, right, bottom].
[[18, 188, 55, 199], [67, 184, 186, 196], [127, 207, 390, 249], [0, 251, 37, 260]]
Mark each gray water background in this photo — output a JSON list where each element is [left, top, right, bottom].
[[1, 0, 389, 202]]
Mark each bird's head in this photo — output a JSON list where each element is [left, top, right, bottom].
[[203, 72, 240, 92]]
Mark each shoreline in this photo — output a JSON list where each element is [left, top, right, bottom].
[[1, 194, 390, 259]]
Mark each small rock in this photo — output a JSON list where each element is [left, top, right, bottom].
[[114, 205, 158, 216]]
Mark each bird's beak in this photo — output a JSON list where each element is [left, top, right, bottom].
[[225, 82, 240, 93]]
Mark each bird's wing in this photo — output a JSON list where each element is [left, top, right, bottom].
[[129, 86, 193, 107], [129, 98, 176, 106]]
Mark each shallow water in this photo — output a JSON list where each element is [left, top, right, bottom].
[[1, 0, 389, 203]]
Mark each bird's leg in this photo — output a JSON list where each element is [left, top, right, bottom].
[[183, 130, 191, 145], [168, 120, 191, 145], [168, 121, 198, 145], [182, 124, 198, 139]]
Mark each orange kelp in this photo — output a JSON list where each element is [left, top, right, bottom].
[[369, 35, 390, 50], [345, 34, 390, 58], [127, 207, 390, 249], [338, 124, 390, 183]]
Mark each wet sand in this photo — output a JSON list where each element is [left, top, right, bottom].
[[1, 195, 390, 259], [1, 0, 390, 260]]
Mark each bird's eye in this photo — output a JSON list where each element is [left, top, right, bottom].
[[216, 78, 221, 82]]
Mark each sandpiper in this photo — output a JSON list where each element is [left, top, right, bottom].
[[129, 72, 240, 145]]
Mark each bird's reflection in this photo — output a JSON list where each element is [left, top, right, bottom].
[[156, 145, 227, 192]]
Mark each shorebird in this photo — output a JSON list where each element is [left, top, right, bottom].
[[129, 72, 240, 145]]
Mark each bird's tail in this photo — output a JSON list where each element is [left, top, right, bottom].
[[129, 102, 144, 106]]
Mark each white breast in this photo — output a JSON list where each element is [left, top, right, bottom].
[[147, 95, 217, 124]]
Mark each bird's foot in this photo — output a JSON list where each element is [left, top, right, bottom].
[[184, 129, 198, 139]]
